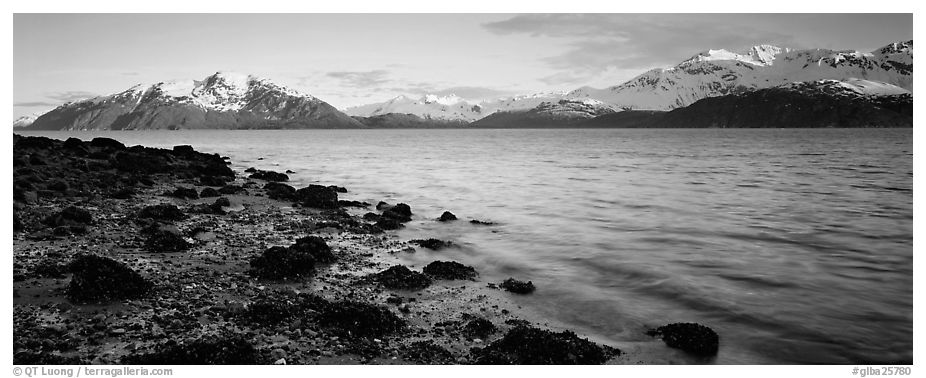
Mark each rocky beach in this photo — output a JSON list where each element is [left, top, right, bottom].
[[12, 134, 719, 365]]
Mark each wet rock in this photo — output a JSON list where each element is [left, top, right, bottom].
[[474, 325, 619, 364], [90, 137, 126, 150], [328, 185, 348, 193], [645, 322, 719, 356], [294, 185, 339, 209], [63, 137, 85, 149], [169, 187, 199, 199], [499, 278, 536, 294], [199, 175, 229, 187], [409, 238, 453, 250], [423, 261, 477, 280], [172, 145, 195, 155], [218, 184, 245, 195], [375, 201, 391, 210], [264, 182, 296, 201], [374, 218, 403, 230], [199, 187, 220, 198], [43, 206, 93, 228], [469, 219, 496, 225], [249, 246, 316, 280], [316, 300, 405, 338], [112, 151, 172, 174], [138, 204, 185, 221], [291, 235, 336, 263], [362, 212, 381, 221], [463, 317, 497, 339], [240, 290, 328, 326], [122, 334, 258, 364], [338, 200, 370, 208], [438, 211, 458, 222], [14, 135, 56, 150], [402, 341, 454, 364], [67, 254, 152, 302], [144, 230, 192, 252], [368, 265, 432, 290], [381, 203, 412, 222], [244, 167, 257, 173], [249, 169, 289, 182]]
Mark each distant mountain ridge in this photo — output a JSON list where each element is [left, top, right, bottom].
[[25, 72, 363, 130]]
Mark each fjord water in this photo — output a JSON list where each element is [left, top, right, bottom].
[[24, 128, 912, 364]]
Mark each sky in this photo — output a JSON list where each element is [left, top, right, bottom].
[[13, 13, 913, 118]]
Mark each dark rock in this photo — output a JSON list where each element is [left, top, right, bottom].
[[463, 317, 496, 339], [291, 235, 336, 263], [138, 204, 185, 221], [500, 278, 536, 294], [264, 182, 296, 201], [338, 200, 370, 208], [14, 352, 85, 365], [172, 145, 195, 155], [110, 187, 136, 199], [249, 169, 289, 182], [90, 137, 126, 150], [43, 206, 93, 227], [199, 175, 229, 187], [376, 201, 391, 210], [248, 246, 315, 280], [63, 137, 84, 149], [363, 212, 381, 221], [402, 341, 454, 364], [239, 290, 328, 326], [144, 230, 192, 252], [294, 185, 339, 209], [213, 197, 231, 208], [374, 218, 404, 230], [112, 151, 172, 174], [218, 184, 245, 195], [382, 203, 412, 222], [470, 219, 496, 225], [29, 154, 47, 165], [328, 185, 348, 193], [423, 261, 477, 280], [474, 325, 619, 364], [15, 135, 56, 150], [13, 212, 23, 232], [199, 187, 220, 198], [409, 238, 453, 250], [67, 254, 152, 302], [244, 167, 257, 173], [33, 260, 69, 278], [169, 187, 199, 199], [122, 334, 258, 364], [438, 211, 458, 222], [47, 180, 68, 191], [369, 265, 432, 290], [645, 323, 719, 356], [316, 300, 405, 338]]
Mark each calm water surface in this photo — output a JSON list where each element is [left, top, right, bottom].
[[22, 128, 913, 364]]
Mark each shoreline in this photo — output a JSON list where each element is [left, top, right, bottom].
[[12, 134, 717, 365]]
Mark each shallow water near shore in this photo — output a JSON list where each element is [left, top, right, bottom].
[[21, 128, 913, 364]]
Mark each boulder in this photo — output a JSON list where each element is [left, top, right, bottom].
[[294, 185, 339, 209], [291, 235, 336, 263], [463, 317, 496, 339], [474, 325, 620, 364], [169, 187, 199, 199], [381, 203, 412, 222], [401, 341, 454, 364], [248, 246, 316, 280], [645, 323, 719, 356], [374, 218, 403, 230], [316, 300, 405, 338], [67, 254, 152, 302], [368, 265, 431, 290], [89, 137, 126, 150], [248, 170, 289, 182], [199, 187, 220, 198], [122, 334, 258, 364], [410, 238, 453, 250], [144, 230, 192, 252], [264, 182, 296, 201], [43, 206, 93, 228], [438, 211, 458, 222], [500, 278, 536, 294]]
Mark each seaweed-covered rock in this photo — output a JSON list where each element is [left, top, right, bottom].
[[43, 206, 93, 227], [291, 235, 336, 263], [294, 185, 339, 209], [328, 185, 348, 193], [374, 218, 403, 230], [144, 230, 192, 252], [122, 334, 258, 364], [423, 261, 478, 280], [249, 169, 289, 182], [463, 317, 497, 339], [369, 265, 432, 290], [474, 325, 619, 364], [264, 182, 296, 201], [338, 200, 370, 208], [199, 187, 220, 198], [500, 278, 536, 294], [33, 260, 70, 278], [646, 323, 719, 357], [438, 211, 458, 222], [138, 204, 185, 221], [382, 203, 412, 222], [169, 187, 199, 199], [248, 246, 316, 280], [240, 290, 328, 326], [410, 238, 453, 250], [316, 300, 405, 338], [402, 341, 455, 364], [67, 254, 152, 302], [218, 184, 245, 195]]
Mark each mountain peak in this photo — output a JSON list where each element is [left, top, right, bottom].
[[682, 44, 787, 66]]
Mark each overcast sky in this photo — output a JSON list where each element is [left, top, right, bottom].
[[13, 13, 913, 118]]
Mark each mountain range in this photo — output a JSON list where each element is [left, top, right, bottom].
[[17, 40, 913, 130]]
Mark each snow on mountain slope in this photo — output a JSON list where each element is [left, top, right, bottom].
[[568, 40, 913, 111], [26, 72, 360, 130], [344, 94, 485, 122], [12, 115, 38, 128]]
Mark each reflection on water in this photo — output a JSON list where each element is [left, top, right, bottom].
[[23, 128, 913, 364]]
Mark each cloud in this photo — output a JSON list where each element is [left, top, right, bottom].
[[484, 14, 795, 75], [45, 90, 98, 102], [325, 70, 391, 88], [14, 101, 58, 107]]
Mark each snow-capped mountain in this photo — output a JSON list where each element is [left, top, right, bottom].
[[345, 94, 484, 122], [12, 115, 38, 128], [567, 40, 913, 110], [470, 98, 616, 128], [26, 71, 363, 130]]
